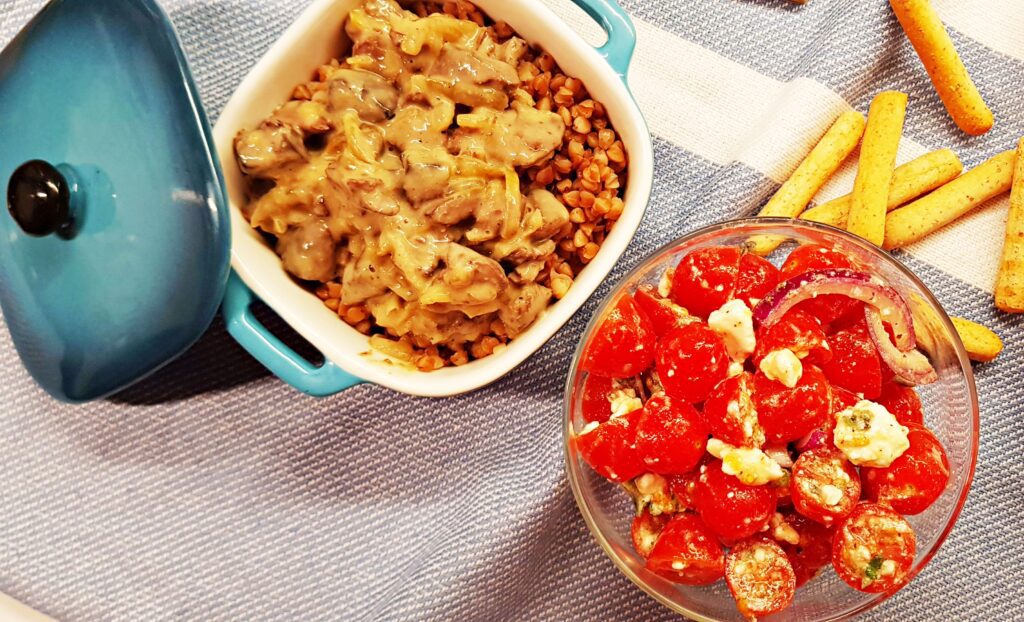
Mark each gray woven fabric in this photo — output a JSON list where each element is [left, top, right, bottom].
[[0, 0, 1021, 620]]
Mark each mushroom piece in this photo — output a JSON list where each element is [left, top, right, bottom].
[[234, 122, 308, 179], [428, 43, 520, 90], [420, 243, 509, 307], [403, 145, 455, 203], [326, 68, 399, 122], [499, 283, 552, 337], [277, 219, 337, 282], [449, 103, 565, 168], [525, 189, 570, 240]]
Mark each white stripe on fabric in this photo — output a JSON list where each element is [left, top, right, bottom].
[[934, 0, 1024, 63], [544, 0, 1009, 294]]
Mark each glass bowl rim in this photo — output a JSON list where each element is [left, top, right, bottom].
[[562, 217, 980, 622]]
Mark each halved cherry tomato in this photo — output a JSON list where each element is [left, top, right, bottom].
[[725, 538, 796, 618], [694, 460, 776, 543], [633, 285, 695, 334], [862, 424, 949, 515], [780, 243, 857, 279], [791, 448, 861, 526], [669, 247, 742, 319], [832, 503, 916, 593], [632, 508, 672, 559], [576, 409, 645, 482], [635, 394, 709, 475], [702, 372, 764, 448], [646, 513, 725, 585], [752, 308, 832, 366], [581, 296, 656, 378], [779, 511, 834, 588], [773, 470, 793, 507], [657, 323, 730, 404], [819, 322, 883, 400], [753, 365, 832, 444], [877, 382, 925, 427], [580, 374, 615, 424], [814, 386, 860, 440], [669, 469, 702, 511], [735, 253, 781, 306], [832, 386, 860, 412], [781, 244, 863, 327]]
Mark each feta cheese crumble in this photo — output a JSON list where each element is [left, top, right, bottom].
[[708, 299, 756, 362], [634, 473, 676, 515], [609, 388, 643, 418], [758, 348, 803, 388], [833, 400, 910, 468], [706, 438, 785, 486], [770, 512, 801, 545], [658, 268, 674, 298]]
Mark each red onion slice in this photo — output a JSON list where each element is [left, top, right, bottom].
[[753, 269, 916, 351], [795, 429, 830, 453], [763, 445, 795, 468], [865, 307, 938, 386]]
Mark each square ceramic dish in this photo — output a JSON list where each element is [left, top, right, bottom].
[[213, 0, 654, 397]]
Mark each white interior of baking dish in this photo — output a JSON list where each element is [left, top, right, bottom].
[[213, 0, 653, 396]]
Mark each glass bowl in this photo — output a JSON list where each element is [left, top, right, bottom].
[[563, 218, 979, 622]]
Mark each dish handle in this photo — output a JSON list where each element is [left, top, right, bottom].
[[569, 0, 637, 79], [222, 272, 365, 397]]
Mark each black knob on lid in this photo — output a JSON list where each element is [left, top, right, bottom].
[[7, 160, 73, 237]]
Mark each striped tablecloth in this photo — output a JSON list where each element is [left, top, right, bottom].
[[0, 0, 1021, 620]]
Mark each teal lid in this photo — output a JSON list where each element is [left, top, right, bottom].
[[0, 0, 230, 402]]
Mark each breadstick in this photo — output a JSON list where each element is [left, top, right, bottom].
[[951, 317, 1003, 363], [884, 150, 1015, 249], [890, 0, 994, 136], [751, 110, 866, 254], [995, 139, 1024, 312], [847, 91, 908, 246], [801, 148, 962, 227]]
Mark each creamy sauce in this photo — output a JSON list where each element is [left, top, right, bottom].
[[235, 0, 569, 348]]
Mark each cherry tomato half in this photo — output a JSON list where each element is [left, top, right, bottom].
[[780, 511, 834, 588], [862, 424, 950, 515], [633, 285, 695, 334], [791, 448, 861, 526], [580, 374, 615, 424], [735, 253, 781, 306], [781, 244, 863, 327], [669, 469, 702, 511], [780, 244, 856, 280], [832, 503, 916, 593], [773, 470, 793, 507], [670, 247, 742, 319], [820, 322, 884, 400], [832, 386, 861, 412], [635, 394, 709, 475], [754, 365, 832, 444], [725, 538, 796, 619], [646, 513, 725, 585], [877, 382, 925, 427], [581, 295, 656, 378], [810, 386, 860, 442], [576, 409, 645, 483], [753, 308, 832, 366], [694, 460, 776, 543], [703, 372, 764, 448], [632, 508, 672, 559], [657, 323, 730, 404]]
